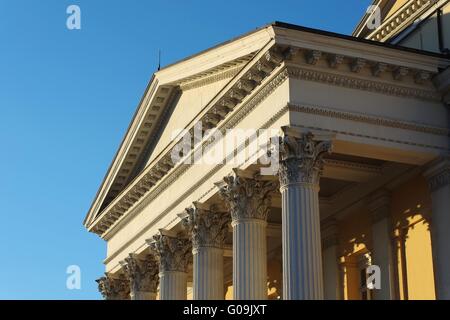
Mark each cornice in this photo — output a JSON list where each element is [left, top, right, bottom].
[[286, 65, 440, 101], [177, 59, 251, 91], [424, 157, 450, 192], [84, 77, 163, 227], [367, 0, 434, 42], [353, 0, 389, 38], [288, 102, 449, 136]]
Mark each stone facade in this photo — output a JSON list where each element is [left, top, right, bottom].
[[88, 1, 450, 300]]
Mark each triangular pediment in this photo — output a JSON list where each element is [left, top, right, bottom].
[[84, 26, 274, 227], [353, 0, 437, 42]]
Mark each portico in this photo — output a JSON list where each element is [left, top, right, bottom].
[[86, 19, 450, 300]]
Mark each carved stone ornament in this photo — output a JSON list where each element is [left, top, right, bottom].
[[121, 254, 159, 294], [182, 205, 230, 250], [96, 273, 130, 300], [278, 131, 332, 186], [149, 233, 191, 273], [219, 172, 277, 222], [425, 158, 450, 193]]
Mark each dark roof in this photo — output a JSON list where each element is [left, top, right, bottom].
[[272, 21, 450, 59]]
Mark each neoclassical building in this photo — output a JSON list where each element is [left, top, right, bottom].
[[85, 0, 450, 300]]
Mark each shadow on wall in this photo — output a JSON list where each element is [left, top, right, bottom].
[[336, 174, 435, 300]]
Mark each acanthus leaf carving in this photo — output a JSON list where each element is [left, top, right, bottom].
[[219, 172, 277, 222], [148, 233, 191, 273], [96, 273, 130, 300], [182, 205, 230, 250], [121, 254, 159, 294], [278, 131, 332, 186]]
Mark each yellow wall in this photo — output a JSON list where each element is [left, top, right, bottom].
[[337, 174, 435, 300], [391, 175, 435, 300], [223, 256, 282, 300], [384, 0, 409, 20], [338, 208, 372, 300]]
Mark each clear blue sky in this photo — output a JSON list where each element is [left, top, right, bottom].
[[0, 0, 371, 299]]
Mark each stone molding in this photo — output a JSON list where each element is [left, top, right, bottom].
[[287, 65, 439, 101], [288, 103, 448, 136], [179, 65, 243, 91], [424, 157, 450, 193], [367, 0, 433, 42]]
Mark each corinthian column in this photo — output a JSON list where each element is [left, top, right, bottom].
[[219, 170, 277, 300], [96, 273, 130, 300], [147, 232, 191, 300], [424, 158, 450, 300], [120, 254, 159, 300], [277, 129, 332, 300], [182, 203, 230, 300]]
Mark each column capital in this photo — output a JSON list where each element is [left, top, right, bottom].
[[277, 129, 332, 187], [120, 253, 159, 294], [147, 232, 191, 273], [218, 170, 277, 223], [367, 189, 391, 223], [424, 157, 450, 193], [181, 203, 230, 250], [96, 273, 130, 300]]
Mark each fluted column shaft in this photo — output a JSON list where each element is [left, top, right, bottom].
[[281, 181, 323, 299], [219, 171, 277, 300], [193, 247, 224, 299], [159, 271, 188, 300], [182, 205, 229, 300], [147, 233, 191, 300], [232, 218, 267, 299], [425, 159, 450, 300], [277, 130, 332, 300]]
